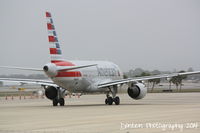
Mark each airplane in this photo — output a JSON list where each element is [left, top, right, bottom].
[[0, 12, 200, 106]]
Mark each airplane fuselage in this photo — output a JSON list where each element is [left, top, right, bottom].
[[49, 60, 123, 93]]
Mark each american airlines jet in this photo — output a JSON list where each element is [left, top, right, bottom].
[[0, 12, 200, 106]]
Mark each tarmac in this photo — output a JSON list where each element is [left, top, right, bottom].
[[0, 93, 200, 133]]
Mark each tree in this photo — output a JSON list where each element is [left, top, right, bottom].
[[170, 71, 187, 92], [149, 78, 160, 92], [123, 74, 128, 79], [168, 78, 172, 90], [178, 71, 187, 91], [139, 72, 151, 77], [148, 70, 161, 92], [151, 70, 161, 75], [128, 68, 146, 77], [170, 76, 179, 91]]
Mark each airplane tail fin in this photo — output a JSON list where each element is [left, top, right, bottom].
[[46, 12, 64, 63]]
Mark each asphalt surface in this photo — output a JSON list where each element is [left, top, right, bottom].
[[0, 93, 200, 133]]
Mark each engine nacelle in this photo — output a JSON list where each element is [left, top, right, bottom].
[[45, 86, 57, 100], [43, 63, 58, 77], [127, 82, 147, 100]]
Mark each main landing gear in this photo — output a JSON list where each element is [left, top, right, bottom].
[[53, 88, 66, 106], [105, 96, 120, 105], [105, 85, 120, 105]]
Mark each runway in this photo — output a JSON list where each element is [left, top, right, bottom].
[[0, 93, 200, 133]]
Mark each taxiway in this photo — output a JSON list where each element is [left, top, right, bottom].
[[0, 93, 200, 133]]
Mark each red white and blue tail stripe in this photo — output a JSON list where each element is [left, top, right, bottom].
[[46, 12, 63, 63], [44, 12, 97, 78]]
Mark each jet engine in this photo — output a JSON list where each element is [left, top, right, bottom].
[[127, 82, 147, 100], [43, 63, 58, 77], [45, 86, 57, 100]]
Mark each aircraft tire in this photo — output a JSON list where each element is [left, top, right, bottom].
[[53, 99, 58, 106], [59, 98, 65, 106], [114, 96, 120, 105], [105, 98, 108, 104], [107, 97, 113, 105]]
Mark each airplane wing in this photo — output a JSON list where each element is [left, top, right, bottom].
[[98, 71, 200, 88], [0, 78, 57, 87]]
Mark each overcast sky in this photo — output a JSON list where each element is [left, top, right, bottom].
[[0, 0, 200, 75]]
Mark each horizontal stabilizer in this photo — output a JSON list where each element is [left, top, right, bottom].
[[0, 78, 57, 87], [0, 66, 43, 71], [57, 64, 97, 71]]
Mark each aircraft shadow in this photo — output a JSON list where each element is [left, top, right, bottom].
[[8, 103, 180, 108], [30, 103, 176, 108]]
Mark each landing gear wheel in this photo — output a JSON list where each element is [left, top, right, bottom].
[[114, 96, 120, 105], [105, 98, 108, 104], [59, 98, 65, 106], [53, 99, 58, 106], [107, 97, 113, 105]]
